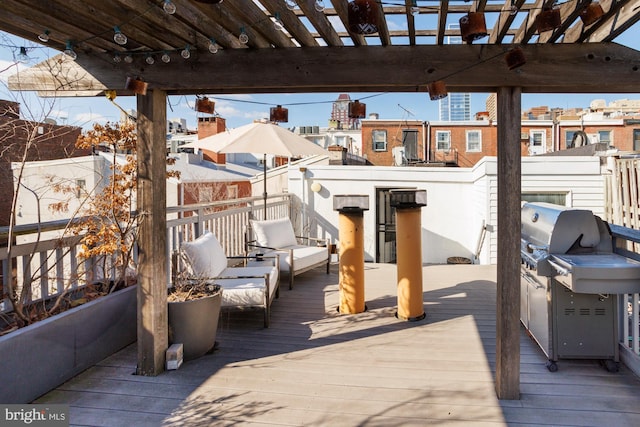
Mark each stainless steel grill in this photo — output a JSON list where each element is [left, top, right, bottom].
[[520, 202, 640, 372]]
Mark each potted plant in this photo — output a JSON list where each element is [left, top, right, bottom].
[[167, 272, 223, 361]]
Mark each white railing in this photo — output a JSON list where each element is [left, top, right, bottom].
[[0, 193, 292, 314], [610, 224, 640, 376]]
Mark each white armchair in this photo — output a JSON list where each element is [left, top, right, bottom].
[[246, 218, 330, 290], [174, 231, 280, 327]]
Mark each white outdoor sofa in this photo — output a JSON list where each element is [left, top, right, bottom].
[[246, 218, 330, 290], [174, 231, 280, 327]]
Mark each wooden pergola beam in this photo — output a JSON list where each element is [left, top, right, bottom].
[[9, 44, 640, 96]]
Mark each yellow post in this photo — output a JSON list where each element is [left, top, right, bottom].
[[395, 207, 425, 320], [338, 212, 365, 314], [390, 189, 427, 322]]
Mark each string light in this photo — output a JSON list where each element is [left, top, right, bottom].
[[113, 53, 122, 63], [145, 54, 155, 65], [411, 0, 419, 16], [113, 26, 127, 45], [239, 27, 249, 44], [124, 54, 133, 63], [181, 45, 191, 59], [38, 30, 50, 43], [315, 0, 325, 12], [16, 47, 29, 63], [274, 13, 285, 32], [285, 0, 297, 10], [510, 0, 518, 16], [63, 40, 77, 61], [161, 51, 171, 63], [208, 38, 219, 54], [163, 0, 176, 15]]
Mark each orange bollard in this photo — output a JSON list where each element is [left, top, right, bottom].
[[333, 195, 369, 315], [390, 189, 427, 321], [338, 212, 365, 314], [395, 208, 425, 320]]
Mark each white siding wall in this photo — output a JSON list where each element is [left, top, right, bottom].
[[289, 156, 604, 265]]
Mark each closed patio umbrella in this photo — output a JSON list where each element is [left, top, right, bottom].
[[182, 121, 328, 217]]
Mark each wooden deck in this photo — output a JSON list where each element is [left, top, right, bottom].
[[36, 264, 640, 426]]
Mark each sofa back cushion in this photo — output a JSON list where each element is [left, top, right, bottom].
[[251, 218, 297, 249], [181, 231, 227, 278]]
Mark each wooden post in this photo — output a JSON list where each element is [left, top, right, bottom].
[[136, 89, 168, 376], [495, 86, 521, 399]]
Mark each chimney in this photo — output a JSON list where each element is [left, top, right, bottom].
[[198, 116, 227, 165]]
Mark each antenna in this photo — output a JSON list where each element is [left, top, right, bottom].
[[397, 104, 415, 117]]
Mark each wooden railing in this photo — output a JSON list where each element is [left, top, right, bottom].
[[0, 193, 291, 313]]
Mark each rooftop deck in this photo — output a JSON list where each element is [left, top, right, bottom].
[[36, 263, 640, 426]]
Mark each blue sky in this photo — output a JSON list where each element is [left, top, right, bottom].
[[1, 23, 639, 132]]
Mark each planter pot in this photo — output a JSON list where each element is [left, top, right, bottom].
[[0, 285, 137, 403], [168, 290, 222, 361]]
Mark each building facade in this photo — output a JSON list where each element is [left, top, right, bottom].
[[0, 100, 86, 227]]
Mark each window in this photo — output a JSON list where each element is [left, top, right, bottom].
[[522, 192, 567, 206], [565, 130, 576, 148], [335, 136, 346, 147], [466, 130, 481, 152], [634, 129, 640, 151], [402, 130, 418, 160], [531, 131, 545, 147], [436, 131, 451, 151], [598, 130, 612, 145], [372, 130, 387, 151]]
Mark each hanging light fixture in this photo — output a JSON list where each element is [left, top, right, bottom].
[[181, 45, 191, 59], [113, 53, 122, 63], [63, 40, 77, 61], [113, 26, 127, 45], [239, 27, 249, 44], [145, 54, 155, 65], [504, 47, 526, 70], [459, 12, 488, 44], [124, 54, 134, 63], [161, 51, 171, 63], [38, 29, 50, 43], [580, 1, 605, 26], [535, 6, 561, 33], [163, 0, 176, 14], [285, 0, 297, 10], [509, 0, 519, 16], [427, 81, 447, 101], [195, 96, 215, 114], [348, 0, 380, 35], [348, 100, 366, 118], [270, 105, 289, 123], [125, 76, 148, 95], [315, 0, 325, 12]]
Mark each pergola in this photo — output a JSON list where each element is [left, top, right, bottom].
[[2, 0, 640, 400]]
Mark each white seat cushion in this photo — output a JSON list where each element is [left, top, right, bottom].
[[267, 245, 328, 274], [181, 231, 228, 278], [217, 266, 279, 307], [251, 218, 298, 248]]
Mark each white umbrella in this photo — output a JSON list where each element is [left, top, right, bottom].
[[182, 122, 328, 217]]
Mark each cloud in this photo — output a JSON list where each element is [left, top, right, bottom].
[[72, 112, 111, 127]]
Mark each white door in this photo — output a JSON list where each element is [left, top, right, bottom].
[[529, 131, 546, 155]]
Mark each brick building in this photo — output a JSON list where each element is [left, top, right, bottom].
[[0, 100, 86, 227]]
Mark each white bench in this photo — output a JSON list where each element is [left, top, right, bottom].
[[175, 231, 280, 327], [246, 218, 330, 290]]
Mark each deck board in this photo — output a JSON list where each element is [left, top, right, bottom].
[[35, 264, 640, 426]]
